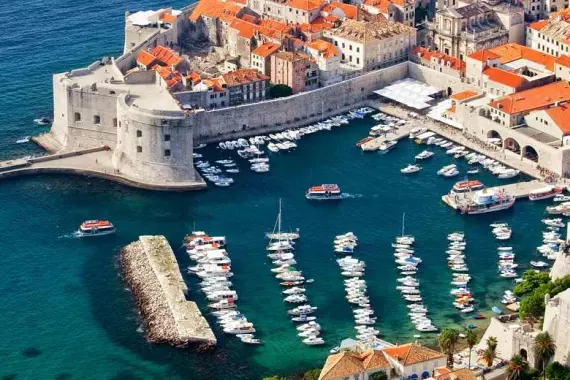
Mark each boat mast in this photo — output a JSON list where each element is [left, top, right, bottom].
[[401, 212, 405, 237], [278, 198, 282, 237]]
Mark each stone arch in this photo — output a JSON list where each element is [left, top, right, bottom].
[[487, 130, 503, 145], [520, 348, 528, 361], [504, 137, 521, 154], [522, 145, 539, 162]]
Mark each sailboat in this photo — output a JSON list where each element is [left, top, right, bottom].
[[266, 200, 300, 240], [396, 213, 415, 244]]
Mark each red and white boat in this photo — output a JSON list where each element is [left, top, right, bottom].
[[305, 184, 342, 200], [459, 189, 515, 215], [528, 186, 563, 201], [78, 220, 115, 236], [451, 180, 485, 194]]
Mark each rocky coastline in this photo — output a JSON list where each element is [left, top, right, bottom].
[[120, 235, 216, 348]]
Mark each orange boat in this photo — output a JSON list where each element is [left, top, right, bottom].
[[452, 180, 484, 193], [78, 220, 115, 237]]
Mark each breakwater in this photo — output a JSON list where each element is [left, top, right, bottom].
[[120, 235, 216, 348]]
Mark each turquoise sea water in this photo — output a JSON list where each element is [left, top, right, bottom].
[[0, 1, 556, 379]]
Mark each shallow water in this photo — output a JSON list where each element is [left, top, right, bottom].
[[0, 1, 555, 379]]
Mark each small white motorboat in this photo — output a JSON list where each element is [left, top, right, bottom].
[[401, 164, 422, 174]]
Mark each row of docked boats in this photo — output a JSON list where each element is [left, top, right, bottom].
[[392, 217, 437, 332], [359, 112, 407, 151], [195, 159, 238, 187], [335, 234, 383, 346], [492, 222, 512, 241], [489, 225, 518, 279], [536, 218, 565, 261], [266, 201, 324, 346], [446, 232, 475, 314], [185, 231, 260, 345]]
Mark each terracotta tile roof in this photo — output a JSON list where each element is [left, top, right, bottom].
[[136, 50, 157, 68], [229, 18, 257, 38], [287, 0, 323, 10], [201, 78, 225, 91], [364, 0, 392, 13], [252, 42, 281, 57], [306, 39, 340, 58], [450, 90, 479, 101], [301, 17, 335, 33], [529, 19, 548, 31], [325, 14, 340, 22], [222, 68, 269, 86], [240, 13, 258, 23], [154, 65, 183, 89], [546, 104, 570, 135], [468, 50, 500, 62], [482, 67, 525, 89], [321, 1, 358, 19], [150, 45, 184, 68], [488, 43, 555, 71], [410, 46, 465, 71], [159, 13, 177, 23], [188, 72, 202, 85], [189, 0, 223, 21], [328, 18, 414, 43], [319, 350, 389, 380], [389, 0, 411, 6], [556, 55, 570, 68], [435, 367, 476, 380], [489, 81, 570, 114], [382, 343, 445, 366]]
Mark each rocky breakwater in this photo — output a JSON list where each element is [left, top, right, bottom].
[[120, 235, 216, 348]]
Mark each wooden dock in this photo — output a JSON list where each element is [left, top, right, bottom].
[[442, 180, 548, 210], [360, 123, 413, 151]]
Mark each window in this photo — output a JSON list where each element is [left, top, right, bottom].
[[356, 57, 360, 64], [164, 134, 171, 142], [93, 115, 101, 124], [356, 47, 360, 53], [342, 43, 345, 48], [349, 45, 353, 51], [74, 112, 81, 122], [137, 146, 142, 153], [164, 149, 171, 157], [136, 130, 142, 137]]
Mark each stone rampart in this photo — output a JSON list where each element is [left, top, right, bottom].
[[408, 62, 477, 93]]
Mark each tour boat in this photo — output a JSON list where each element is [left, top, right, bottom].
[[305, 184, 342, 200], [451, 180, 484, 194], [401, 164, 422, 174], [529, 186, 563, 201], [77, 220, 116, 237], [459, 189, 515, 215]]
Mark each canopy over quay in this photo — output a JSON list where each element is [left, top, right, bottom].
[[120, 235, 216, 348]]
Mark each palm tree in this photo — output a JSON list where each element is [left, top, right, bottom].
[[482, 336, 499, 367], [507, 355, 529, 380], [438, 328, 460, 368], [464, 328, 478, 369], [533, 332, 556, 379]]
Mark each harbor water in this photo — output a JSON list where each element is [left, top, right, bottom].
[[0, 1, 556, 379]]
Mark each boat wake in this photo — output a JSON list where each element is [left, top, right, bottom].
[[341, 193, 363, 199], [58, 231, 82, 239]]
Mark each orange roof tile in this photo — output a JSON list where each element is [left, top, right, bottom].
[[382, 344, 445, 366], [483, 67, 525, 89], [325, 14, 340, 22], [556, 55, 570, 68], [435, 367, 475, 380], [468, 50, 500, 62], [154, 65, 183, 89], [287, 0, 323, 11], [188, 72, 202, 85], [136, 50, 157, 68], [450, 90, 479, 101], [489, 81, 570, 114], [411, 46, 465, 71], [301, 17, 334, 33], [159, 13, 177, 23], [259, 19, 291, 32], [546, 104, 570, 135], [363, 0, 392, 13], [240, 13, 258, 23], [150, 45, 184, 68], [448, 106, 456, 113], [306, 39, 340, 58], [529, 19, 548, 31], [222, 68, 269, 86], [488, 43, 555, 71], [229, 18, 257, 39], [321, 1, 358, 19], [252, 42, 281, 57], [319, 350, 389, 380], [219, 2, 243, 22], [189, 0, 223, 21]]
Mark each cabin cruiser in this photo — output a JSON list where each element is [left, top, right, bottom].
[[437, 164, 457, 176], [415, 150, 434, 160], [459, 189, 515, 215], [401, 164, 422, 174]]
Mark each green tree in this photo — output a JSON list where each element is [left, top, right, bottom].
[[482, 336, 499, 367], [507, 355, 530, 380], [464, 328, 478, 369], [514, 271, 550, 297], [262, 376, 286, 380], [303, 369, 321, 380], [534, 332, 556, 379], [546, 362, 570, 380], [369, 371, 389, 380], [269, 84, 293, 98], [520, 292, 546, 323], [438, 328, 460, 368]]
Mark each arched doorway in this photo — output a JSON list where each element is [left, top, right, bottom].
[[487, 130, 503, 146], [520, 348, 528, 361], [447, 87, 453, 96], [504, 137, 521, 154], [522, 145, 539, 162]]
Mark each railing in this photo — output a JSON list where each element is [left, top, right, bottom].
[[460, 28, 509, 42]]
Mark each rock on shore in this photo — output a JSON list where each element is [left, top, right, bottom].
[[120, 235, 216, 348]]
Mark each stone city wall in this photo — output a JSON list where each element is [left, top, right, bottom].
[[408, 62, 477, 94], [191, 62, 409, 143]]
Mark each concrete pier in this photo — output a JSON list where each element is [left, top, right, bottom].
[[120, 235, 216, 348], [360, 122, 413, 151]]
